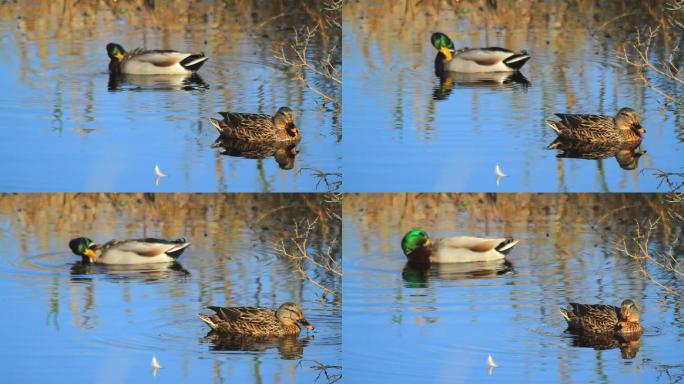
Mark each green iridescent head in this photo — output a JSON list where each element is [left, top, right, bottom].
[[69, 237, 92, 255], [106, 43, 126, 61], [401, 229, 431, 256], [431, 32, 455, 51]]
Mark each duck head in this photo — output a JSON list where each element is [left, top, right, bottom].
[[106, 43, 126, 61], [276, 302, 314, 330], [615, 108, 645, 136], [68, 237, 97, 263], [431, 32, 455, 61], [401, 229, 433, 263], [275, 107, 295, 125], [620, 299, 641, 322]]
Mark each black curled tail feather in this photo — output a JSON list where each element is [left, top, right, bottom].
[[503, 52, 530, 70], [495, 238, 518, 254], [180, 54, 208, 71]]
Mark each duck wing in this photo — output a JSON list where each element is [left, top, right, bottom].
[[126, 49, 192, 67], [437, 236, 516, 253], [218, 113, 272, 128], [104, 238, 189, 258], [209, 306, 276, 325], [555, 114, 610, 129], [457, 48, 515, 66], [564, 303, 620, 331]]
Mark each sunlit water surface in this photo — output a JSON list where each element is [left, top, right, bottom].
[[343, 8, 683, 192], [343, 194, 684, 383], [0, 7, 340, 192], [0, 194, 341, 382]]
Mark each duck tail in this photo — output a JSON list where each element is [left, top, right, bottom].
[[503, 51, 530, 70], [198, 313, 218, 330], [180, 54, 208, 72], [209, 118, 225, 134], [166, 240, 191, 259], [496, 238, 519, 254], [545, 120, 561, 134], [559, 307, 571, 322]]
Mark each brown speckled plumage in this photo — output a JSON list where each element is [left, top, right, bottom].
[[546, 108, 645, 144], [560, 299, 644, 335], [198, 302, 314, 337], [209, 107, 301, 144]]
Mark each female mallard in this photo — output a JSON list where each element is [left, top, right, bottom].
[[401, 229, 518, 264], [198, 302, 314, 337], [431, 32, 530, 73], [545, 108, 646, 144], [209, 107, 301, 144], [106, 43, 208, 75], [68, 237, 190, 264], [560, 299, 644, 335]]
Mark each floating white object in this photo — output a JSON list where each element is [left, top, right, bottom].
[[495, 164, 507, 177], [487, 353, 498, 376], [487, 353, 498, 368], [495, 164, 507, 187], [151, 355, 162, 376], [154, 164, 167, 178]]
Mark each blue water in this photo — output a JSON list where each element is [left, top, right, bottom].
[[0, 19, 340, 192], [343, 193, 684, 383], [0, 194, 341, 382], [343, 18, 683, 192]]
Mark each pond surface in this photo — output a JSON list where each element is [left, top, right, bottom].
[[343, 4, 683, 192], [0, 194, 341, 383], [343, 193, 684, 383], [0, 3, 340, 192]]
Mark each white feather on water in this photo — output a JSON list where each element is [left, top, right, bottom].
[[151, 355, 162, 376], [154, 164, 167, 177], [487, 353, 499, 376]]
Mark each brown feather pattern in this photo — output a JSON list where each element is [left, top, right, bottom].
[[546, 108, 644, 144], [560, 300, 644, 335], [211, 107, 301, 144], [199, 303, 312, 337]]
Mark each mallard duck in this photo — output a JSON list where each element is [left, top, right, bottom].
[[560, 299, 644, 335], [68, 237, 191, 264], [401, 229, 518, 264], [431, 32, 530, 73], [106, 43, 208, 75], [545, 108, 646, 144], [209, 107, 301, 144], [198, 302, 314, 337]]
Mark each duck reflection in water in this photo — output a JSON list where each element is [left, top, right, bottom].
[[212, 139, 299, 170], [567, 331, 642, 359], [201, 333, 312, 360], [548, 139, 646, 170], [433, 71, 530, 100], [402, 259, 514, 288], [108, 73, 208, 92], [70, 261, 190, 282]]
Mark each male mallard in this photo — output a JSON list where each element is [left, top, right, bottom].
[[106, 43, 208, 75], [68, 237, 190, 264], [545, 108, 646, 145], [431, 32, 530, 73], [198, 302, 314, 337], [209, 107, 301, 144], [560, 299, 644, 335], [401, 229, 519, 264]]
